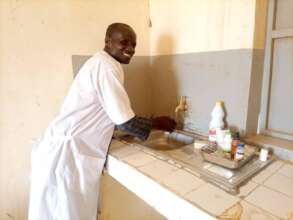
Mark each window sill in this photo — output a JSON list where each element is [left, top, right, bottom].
[[244, 134, 293, 162]]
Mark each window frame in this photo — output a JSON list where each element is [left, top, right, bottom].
[[259, 0, 293, 141]]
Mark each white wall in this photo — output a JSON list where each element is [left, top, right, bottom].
[[0, 1, 149, 219]]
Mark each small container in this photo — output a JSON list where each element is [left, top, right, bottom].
[[259, 148, 269, 161], [231, 132, 240, 159], [235, 142, 245, 160]]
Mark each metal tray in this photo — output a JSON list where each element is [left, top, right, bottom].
[[200, 144, 257, 169]]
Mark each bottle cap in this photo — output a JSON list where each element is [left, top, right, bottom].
[[232, 131, 240, 140], [216, 101, 223, 107], [237, 142, 245, 148]]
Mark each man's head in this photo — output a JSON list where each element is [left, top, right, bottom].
[[104, 23, 136, 64]]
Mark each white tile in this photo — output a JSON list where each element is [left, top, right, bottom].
[[161, 169, 206, 196], [185, 183, 240, 216], [165, 159, 183, 169], [141, 148, 169, 161], [110, 145, 140, 159], [139, 160, 178, 182], [218, 201, 279, 220], [108, 140, 127, 151], [122, 151, 157, 167], [245, 185, 293, 219], [251, 160, 284, 184], [278, 163, 293, 178], [264, 172, 293, 197], [183, 167, 201, 177], [238, 181, 258, 198]]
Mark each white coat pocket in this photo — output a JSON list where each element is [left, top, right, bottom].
[[56, 142, 106, 195]]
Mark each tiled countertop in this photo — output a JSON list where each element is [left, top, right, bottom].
[[106, 139, 293, 220]]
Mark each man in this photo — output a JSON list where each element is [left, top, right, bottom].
[[29, 23, 176, 220]]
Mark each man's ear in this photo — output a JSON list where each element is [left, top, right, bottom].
[[105, 36, 112, 47]]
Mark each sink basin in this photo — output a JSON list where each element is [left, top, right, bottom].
[[141, 130, 194, 151]]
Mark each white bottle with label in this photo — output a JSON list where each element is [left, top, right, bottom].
[[208, 101, 225, 142]]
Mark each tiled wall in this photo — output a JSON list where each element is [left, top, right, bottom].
[[150, 49, 264, 136]]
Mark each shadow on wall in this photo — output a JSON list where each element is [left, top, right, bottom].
[[150, 35, 179, 120], [72, 55, 90, 78]]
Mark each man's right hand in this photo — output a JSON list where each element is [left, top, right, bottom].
[[152, 116, 176, 132]]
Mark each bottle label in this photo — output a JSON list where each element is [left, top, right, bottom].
[[235, 143, 245, 160], [208, 129, 217, 142]]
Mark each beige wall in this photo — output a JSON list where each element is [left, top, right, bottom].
[[0, 1, 149, 219], [149, 0, 256, 55]]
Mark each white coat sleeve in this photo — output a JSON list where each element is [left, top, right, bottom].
[[98, 70, 135, 125]]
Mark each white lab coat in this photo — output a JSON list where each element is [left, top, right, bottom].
[[29, 51, 134, 220]]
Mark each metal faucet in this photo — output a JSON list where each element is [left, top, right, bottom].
[[175, 96, 188, 113]]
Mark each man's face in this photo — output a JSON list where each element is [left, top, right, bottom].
[[105, 27, 136, 64]]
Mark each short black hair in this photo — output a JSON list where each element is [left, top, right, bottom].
[[105, 23, 134, 39]]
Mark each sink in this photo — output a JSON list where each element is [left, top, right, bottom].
[[141, 130, 194, 151]]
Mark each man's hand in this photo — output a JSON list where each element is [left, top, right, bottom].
[[152, 116, 176, 132]]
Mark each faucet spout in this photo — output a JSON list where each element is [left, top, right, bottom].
[[174, 96, 188, 130], [175, 96, 188, 113]]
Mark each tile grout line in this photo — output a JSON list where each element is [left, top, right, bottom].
[[243, 163, 293, 217], [182, 195, 219, 218], [244, 199, 284, 220], [261, 184, 293, 200], [256, 162, 293, 199], [239, 181, 259, 199], [121, 151, 159, 168], [251, 161, 285, 184]]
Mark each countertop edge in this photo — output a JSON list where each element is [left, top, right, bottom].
[[105, 154, 216, 220]]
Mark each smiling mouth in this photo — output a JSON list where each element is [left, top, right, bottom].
[[123, 52, 132, 58]]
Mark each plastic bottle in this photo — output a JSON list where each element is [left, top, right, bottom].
[[208, 101, 225, 142], [222, 131, 232, 152]]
